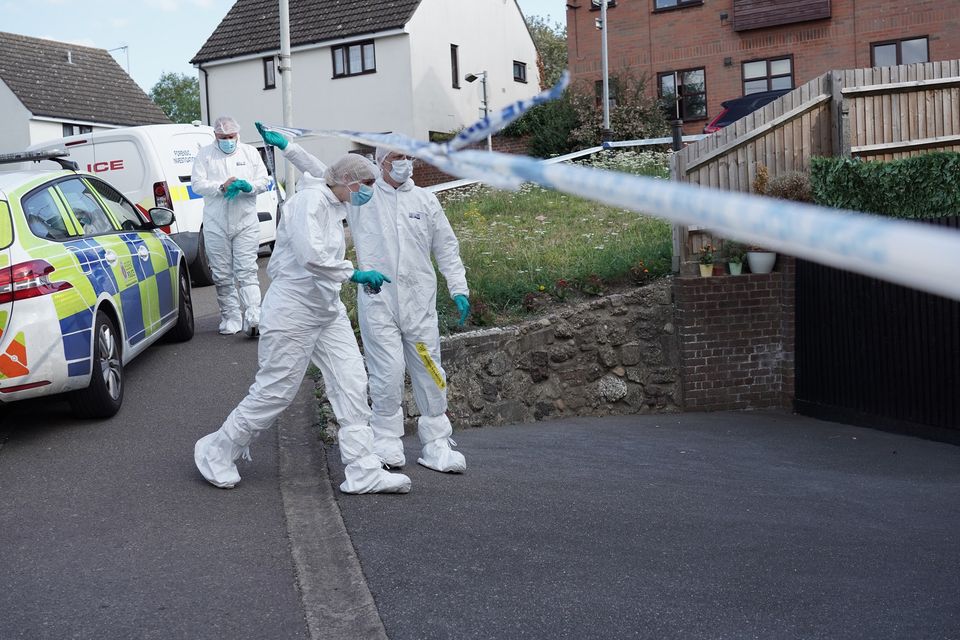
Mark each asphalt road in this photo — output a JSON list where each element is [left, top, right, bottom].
[[0, 258, 312, 640], [329, 411, 960, 640]]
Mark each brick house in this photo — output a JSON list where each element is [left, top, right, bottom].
[[566, 0, 960, 134]]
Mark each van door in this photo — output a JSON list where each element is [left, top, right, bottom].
[[90, 138, 152, 221], [153, 129, 214, 237]]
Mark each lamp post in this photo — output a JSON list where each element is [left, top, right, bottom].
[[595, 0, 613, 141], [465, 71, 492, 152]]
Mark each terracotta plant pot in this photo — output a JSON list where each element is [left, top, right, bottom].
[[699, 263, 713, 277], [746, 251, 776, 274]]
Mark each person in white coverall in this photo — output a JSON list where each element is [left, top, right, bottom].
[[191, 116, 269, 337], [257, 123, 470, 474], [194, 153, 411, 495]]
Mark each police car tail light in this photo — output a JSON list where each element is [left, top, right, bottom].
[[154, 181, 173, 210], [0, 260, 74, 304]]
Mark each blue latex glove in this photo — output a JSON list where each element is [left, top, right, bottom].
[[453, 294, 470, 325], [255, 121, 288, 150], [224, 182, 241, 200], [234, 179, 253, 193], [350, 270, 392, 291]]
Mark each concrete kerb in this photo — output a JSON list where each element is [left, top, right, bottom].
[[275, 377, 388, 640]]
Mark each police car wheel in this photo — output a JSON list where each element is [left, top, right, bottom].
[[166, 263, 195, 343], [68, 311, 124, 419]]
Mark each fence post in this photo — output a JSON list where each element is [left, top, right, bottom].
[[670, 119, 685, 273], [829, 70, 852, 158]]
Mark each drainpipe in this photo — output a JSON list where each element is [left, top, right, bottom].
[[199, 65, 211, 125]]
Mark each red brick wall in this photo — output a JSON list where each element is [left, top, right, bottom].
[[673, 257, 796, 410], [566, 0, 960, 135], [413, 135, 532, 187]]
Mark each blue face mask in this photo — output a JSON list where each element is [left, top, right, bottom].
[[217, 138, 237, 154], [350, 183, 374, 206]]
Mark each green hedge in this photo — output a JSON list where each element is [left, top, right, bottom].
[[809, 152, 960, 219]]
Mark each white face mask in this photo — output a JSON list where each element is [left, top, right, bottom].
[[388, 159, 413, 183]]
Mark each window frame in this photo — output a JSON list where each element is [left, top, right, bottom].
[[513, 60, 527, 84], [870, 36, 929, 67], [657, 67, 708, 121], [331, 39, 377, 78], [741, 55, 794, 95], [594, 78, 621, 109], [652, 0, 703, 13], [263, 56, 276, 90], [85, 176, 146, 231], [55, 177, 119, 238], [451, 44, 460, 89], [589, 0, 617, 9]]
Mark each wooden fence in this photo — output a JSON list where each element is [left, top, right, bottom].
[[669, 59, 960, 272]]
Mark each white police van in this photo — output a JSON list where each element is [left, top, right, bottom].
[[25, 124, 281, 286]]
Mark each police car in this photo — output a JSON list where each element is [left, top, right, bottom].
[[0, 149, 194, 418]]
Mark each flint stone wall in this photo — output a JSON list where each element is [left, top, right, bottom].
[[401, 279, 681, 430]]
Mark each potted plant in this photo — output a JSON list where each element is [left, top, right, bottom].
[[746, 246, 777, 274], [725, 241, 745, 275], [698, 243, 714, 277]]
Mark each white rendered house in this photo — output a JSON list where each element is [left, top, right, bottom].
[[191, 0, 541, 167]]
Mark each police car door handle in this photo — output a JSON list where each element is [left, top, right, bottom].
[[104, 249, 118, 264], [137, 245, 150, 261]]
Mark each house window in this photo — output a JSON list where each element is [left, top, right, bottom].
[[589, 0, 617, 9], [742, 56, 793, 94], [332, 40, 376, 78], [451, 45, 460, 89], [594, 78, 620, 109], [658, 68, 706, 120], [263, 57, 276, 89], [513, 61, 527, 83], [654, 0, 702, 10], [61, 124, 92, 136], [872, 37, 928, 67]]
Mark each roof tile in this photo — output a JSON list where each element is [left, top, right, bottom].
[[0, 32, 171, 127], [191, 0, 422, 64]]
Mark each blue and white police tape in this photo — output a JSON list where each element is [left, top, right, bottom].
[[258, 76, 960, 301]]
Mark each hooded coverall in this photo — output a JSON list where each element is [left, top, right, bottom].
[[191, 141, 269, 334]]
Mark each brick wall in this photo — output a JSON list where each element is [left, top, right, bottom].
[[413, 135, 531, 187], [566, 0, 960, 135], [673, 257, 795, 411]]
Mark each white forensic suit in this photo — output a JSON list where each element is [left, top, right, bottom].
[[191, 141, 269, 334], [194, 170, 410, 494], [355, 175, 469, 471], [278, 143, 468, 471]]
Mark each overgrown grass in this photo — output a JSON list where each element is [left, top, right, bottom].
[[343, 150, 673, 332]]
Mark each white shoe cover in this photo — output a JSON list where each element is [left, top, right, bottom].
[[373, 436, 405, 468], [418, 437, 466, 473], [340, 454, 411, 494], [242, 317, 260, 338], [219, 316, 242, 335], [194, 431, 249, 488]]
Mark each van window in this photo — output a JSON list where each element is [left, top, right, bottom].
[[87, 177, 145, 231], [58, 178, 117, 237]]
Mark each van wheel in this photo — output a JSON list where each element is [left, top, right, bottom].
[[190, 231, 215, 287], [69, 311, 123, 419], [166, 263, 195, 342]]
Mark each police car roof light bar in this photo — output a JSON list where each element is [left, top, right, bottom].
[[0, 149, 80, 171]]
